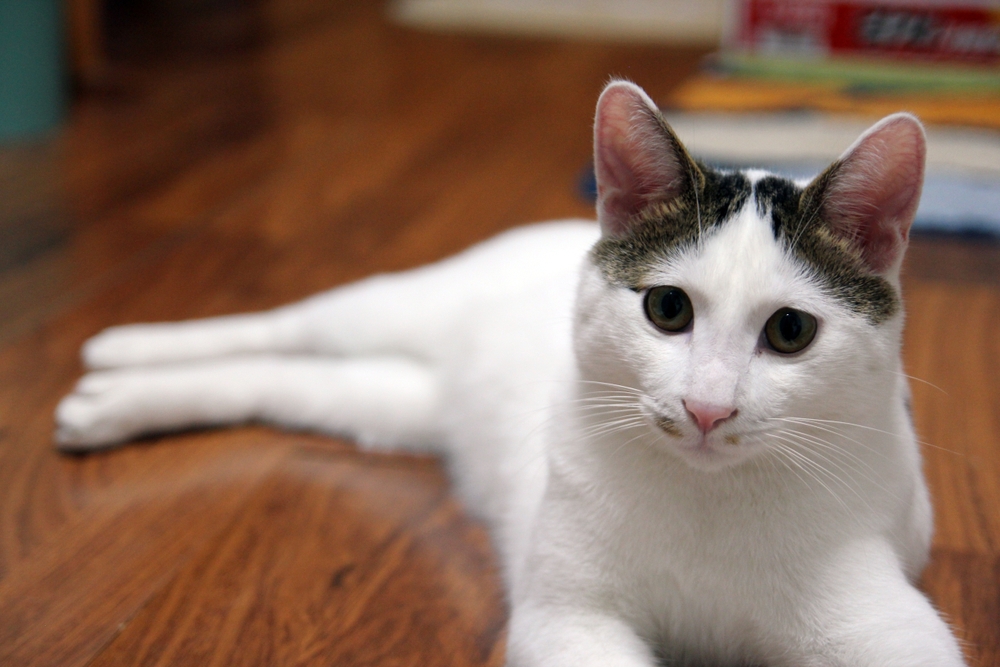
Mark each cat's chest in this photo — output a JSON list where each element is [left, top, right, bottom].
[[542, 443, 835, 611], [528, 462, 817, 664]]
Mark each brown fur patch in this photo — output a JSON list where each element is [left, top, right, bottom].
[[755, 171, 899, 324], [655, 415, 682, 437], [591, 163, 751, 289]]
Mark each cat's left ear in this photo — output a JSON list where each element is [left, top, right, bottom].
[[806, 113, 926, 275], [593, 80, 703, 238]]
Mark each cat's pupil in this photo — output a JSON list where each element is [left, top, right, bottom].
[[661, 290, 684, 319], [779, 311, 801, 341]]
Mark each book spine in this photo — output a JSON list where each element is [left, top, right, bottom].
[[729, 0, 1000, 65]]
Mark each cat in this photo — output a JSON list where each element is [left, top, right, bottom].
[[55, 80, 966, 667]]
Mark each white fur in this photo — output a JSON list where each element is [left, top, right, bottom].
[[55, 148, 964, 666]]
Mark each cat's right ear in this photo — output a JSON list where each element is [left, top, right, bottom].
[[594, 80, 701, 238]]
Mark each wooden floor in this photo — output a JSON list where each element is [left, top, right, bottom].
[[0, 2, 998, 665]]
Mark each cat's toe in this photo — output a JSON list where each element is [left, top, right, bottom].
[[54, 383, 133, 450], [55, 420, 106, 450], [75, 372, 119, 395], [82, 325, 160, 370]]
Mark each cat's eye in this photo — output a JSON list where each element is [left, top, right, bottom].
[[645, 286, 693, 333], [764, 308, 818, 354]]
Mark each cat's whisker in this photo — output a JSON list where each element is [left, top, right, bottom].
[[574, 380, 647, 396], [769, 435, 854, 496], [608, 429, 657, 461], [773, 427, 894, 495], [576, 418, 649, 440], [508, 392, 647, 466], [767, 420, 886, 470], [781, 445, 870, 529], [572, 410, 645, 422], [520, 396, 648, 460], [571, 416, 646, 434], [688, 162, 704, 248], [772, 431, 916, 534], [891, 370, 947, 395], [557, 401, 643, 417], [569, 397, 642, 407], [781, 430, 912, 504], [565, 401, 642, 412], [772, 430, 896, 510], [515, 412, 643, 454], [768, 442, 835, 500], [779, 428, 913, 551], [769, 438, 857, 518], [774, 416, 964, 458], [769, 417, 898, 458], [513, 394, 640, 420], [764, 447, 797, 498], [577, 421, 648, 439], [575, 409, 645, 426], [788, 189, 825, 251]]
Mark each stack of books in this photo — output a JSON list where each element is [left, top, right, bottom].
[[660, 0, 1000, 237], [721, 0, 1000, 89]]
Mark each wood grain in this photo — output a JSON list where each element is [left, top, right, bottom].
[[0, 1, 996, 666], [902, 272, 1000, 667], [0, 433, 294, 667], [88, 448, 505, 667]]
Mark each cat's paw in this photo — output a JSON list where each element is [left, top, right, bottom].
[[54, 372, 145, 449], [82, 324, 174, 369]]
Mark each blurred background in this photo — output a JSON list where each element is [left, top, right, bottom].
[[2, 0, 1000, 343], [0, 2, 998, 666]]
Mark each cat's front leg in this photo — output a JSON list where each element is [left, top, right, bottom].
[[793, 540, 966, 667], [506, 603, 658, 667]]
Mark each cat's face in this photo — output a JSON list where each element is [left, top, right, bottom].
[[576, 81, 925, 472]]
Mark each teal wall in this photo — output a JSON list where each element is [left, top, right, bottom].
[[0, 0, 66, 140]]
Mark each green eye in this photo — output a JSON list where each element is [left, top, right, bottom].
[[645, 286, 693, 333], [764, 308, 817, 354]]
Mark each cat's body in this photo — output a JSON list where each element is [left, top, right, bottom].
[[56, 82, 965, 666]]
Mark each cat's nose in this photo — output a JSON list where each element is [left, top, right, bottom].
[[683, 399, 737, 434]]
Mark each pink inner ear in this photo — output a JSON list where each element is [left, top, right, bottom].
[[594, 82, 687, 237], [822, 114, 926, 274]]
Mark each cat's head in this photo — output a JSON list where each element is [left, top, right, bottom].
[[575, 80, 925, 472]]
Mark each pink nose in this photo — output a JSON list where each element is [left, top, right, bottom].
[[683, 399, 737, 434]]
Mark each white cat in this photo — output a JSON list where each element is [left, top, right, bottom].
[[56, 81, 965, 666]]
